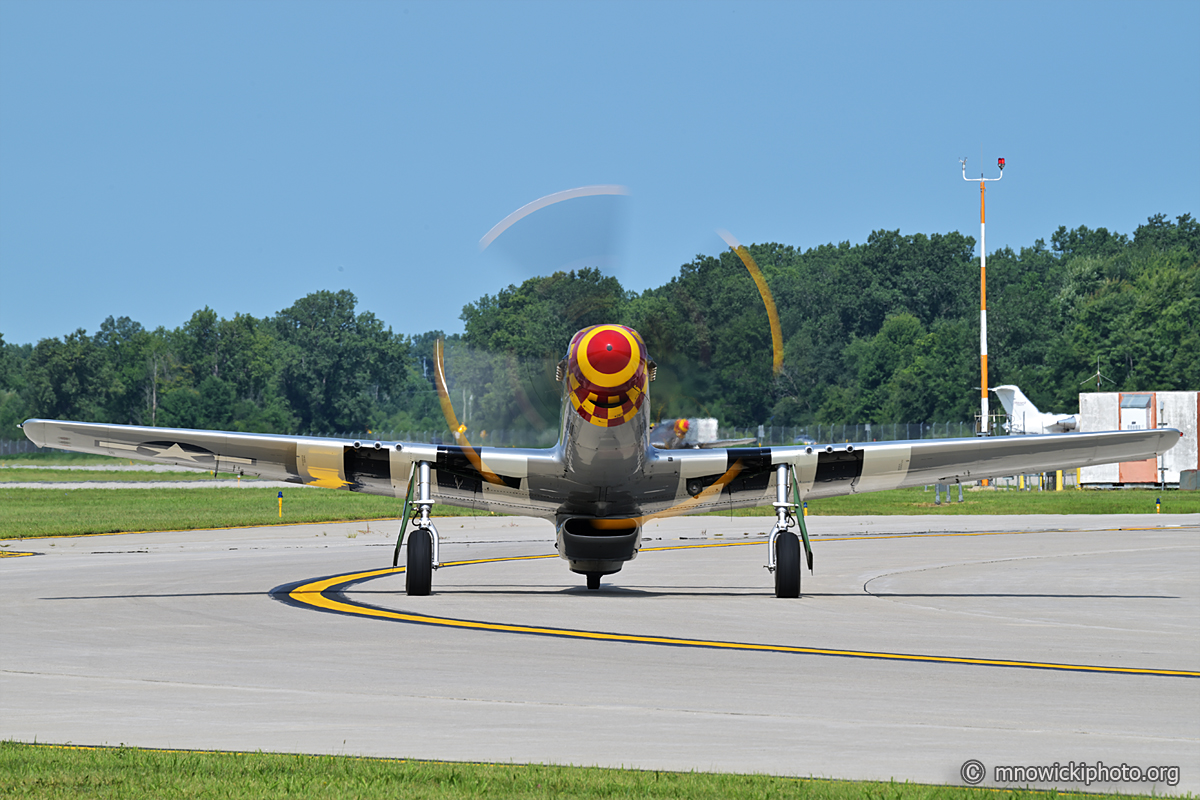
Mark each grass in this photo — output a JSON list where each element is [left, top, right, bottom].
[[717, 487, 1200, 517], [0, 468, 237, 482], [0, 488, 488, 540], [0, 452, 152, 466], [3, 484, 1195, 540], [0, 743, 1181, 800]]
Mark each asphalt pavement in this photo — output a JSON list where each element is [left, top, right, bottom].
[[2, 513, 1196, 793]]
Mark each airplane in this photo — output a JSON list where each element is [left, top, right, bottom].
[[21, 323, 1181, 598], [649, 418, 757, 449], [992, 384, 1078, 435]]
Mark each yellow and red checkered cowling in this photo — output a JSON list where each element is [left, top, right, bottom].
[[566, 325, 648, 428]]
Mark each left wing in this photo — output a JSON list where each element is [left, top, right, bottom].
[[20, 419, 561, 519], [642, 427, 1182, 516]]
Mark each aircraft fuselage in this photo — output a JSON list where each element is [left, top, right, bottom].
[[554, 324, 655, 577]]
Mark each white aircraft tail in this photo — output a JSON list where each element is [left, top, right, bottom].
[[992, 384, 1041, 418]]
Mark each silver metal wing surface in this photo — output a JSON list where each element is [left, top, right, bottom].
[[20, 419, 560, 518], [642, 427, 1182, 513]]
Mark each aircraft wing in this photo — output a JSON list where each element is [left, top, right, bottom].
[[20, 419, 562, 519], [20, 419, 1182, 521], [641, 427, 1182, 515]]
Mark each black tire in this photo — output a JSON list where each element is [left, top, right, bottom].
[[586, 573, 601, 591], [406, 529, 433, 596], [774, 531, 801, 598]]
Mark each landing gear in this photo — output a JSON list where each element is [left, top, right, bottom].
[[766, 463, 811, 598], [406, 529, 433, 596], [396, 460, 440, 596], [773, 532, 800, 598], [586, 573, 602, 591]]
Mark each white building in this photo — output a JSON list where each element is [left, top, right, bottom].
[[1078, 391, 1198, 486]]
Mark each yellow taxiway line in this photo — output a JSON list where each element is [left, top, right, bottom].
[[280, 539, 1199, 679]]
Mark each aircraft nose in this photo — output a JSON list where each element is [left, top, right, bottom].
[[578, 327, 637, 388], [567, 325, 648, 428]]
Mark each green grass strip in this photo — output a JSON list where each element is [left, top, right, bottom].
[[712, 487, 1200, 517], [0, 453, 151, 466], [0, 488, 488, 539], [0, 468, 238, 482], [3, 485, 1195, 540], [0, 742, 1180, 800]]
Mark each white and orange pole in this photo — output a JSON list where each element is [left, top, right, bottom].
[[962, 157, 1004, 436]]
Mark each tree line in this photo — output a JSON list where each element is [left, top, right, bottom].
[[0, 291, 416, 437], [2, 213, 1196, 440]]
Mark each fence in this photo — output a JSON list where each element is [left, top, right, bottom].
[[1, 438, 51, 456]]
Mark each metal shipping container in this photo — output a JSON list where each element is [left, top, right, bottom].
[[1079, 391, 1198, 486]]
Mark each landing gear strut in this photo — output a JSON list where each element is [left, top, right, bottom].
[[393, 461, 440, 596]]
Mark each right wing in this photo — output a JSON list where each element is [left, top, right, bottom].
[[20, 419, 563, 519]]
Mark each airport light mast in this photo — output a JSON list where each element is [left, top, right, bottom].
[[962, 156, 1004, 435]]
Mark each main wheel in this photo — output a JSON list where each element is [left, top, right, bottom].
[[586, 573, 601, 591], [406, 529, 433, 596], [774, 531, 801, 598]]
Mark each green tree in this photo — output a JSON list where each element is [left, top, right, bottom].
[[461, 267, 627, 359], [0, 333, 32, 433], [157, 386, 202, 429], [274, 290, 408, 433], [1133, 213, 1200, 252], [4, 212, 1192, 437], [456, 269, 628, 434], [23, 330, 111, 421], [93, 315, 153, 424], [175, 307, 221, 382]]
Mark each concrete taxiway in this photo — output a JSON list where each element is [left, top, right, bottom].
[[2, 514, 1197, 793]]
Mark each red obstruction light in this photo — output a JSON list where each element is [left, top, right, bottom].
[[998, 157, 1006, 171]]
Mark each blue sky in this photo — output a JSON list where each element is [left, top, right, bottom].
[[2, 0, 1197, 345]]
